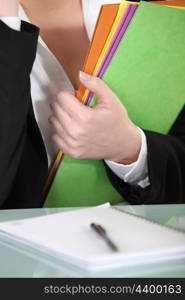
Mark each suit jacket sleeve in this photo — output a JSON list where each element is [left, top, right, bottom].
[[105, 106, 185, 204], [0, 20, 39, 207]]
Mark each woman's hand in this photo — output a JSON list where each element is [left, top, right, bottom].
[[0, 0, 19, 16], [50, 72, 141, 165]]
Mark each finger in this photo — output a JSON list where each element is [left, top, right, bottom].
[[52, 134, 70, 154], [68, 90, 75, 96], [49, 115, 75, 142], [56, 90, 90, 118], [50, 101, 73, 133], [52, 134, 81, 158], [79, 71, 116, 105]]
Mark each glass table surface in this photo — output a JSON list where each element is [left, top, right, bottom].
[[0, 204, 185, 278]]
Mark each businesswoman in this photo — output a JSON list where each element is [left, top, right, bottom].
[[0, 0, 184, 209]]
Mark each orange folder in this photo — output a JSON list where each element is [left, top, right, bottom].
[[151, 0, 185, 6], [76, 4, 119, 101]]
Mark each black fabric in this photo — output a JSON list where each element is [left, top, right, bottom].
[[105, 106, 185, 204], [0, 21, 48, 209]]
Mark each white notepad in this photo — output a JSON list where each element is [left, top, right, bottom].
[[0, 204, 185, 271]]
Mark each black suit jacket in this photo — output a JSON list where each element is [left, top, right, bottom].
[[0, 21, 48, 209], [0, 21, 184, 209]]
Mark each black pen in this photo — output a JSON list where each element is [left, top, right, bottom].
[[90, 223, 119, 252]]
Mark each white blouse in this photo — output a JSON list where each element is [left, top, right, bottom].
[[0, 0, 149, 188]]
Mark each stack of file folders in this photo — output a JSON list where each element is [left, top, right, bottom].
[[43, 0, 185, 207]]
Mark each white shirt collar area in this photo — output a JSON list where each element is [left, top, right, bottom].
[[0, 16, 21, 31]]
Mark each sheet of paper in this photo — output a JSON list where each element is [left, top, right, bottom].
[[0, 205, 185, 271]]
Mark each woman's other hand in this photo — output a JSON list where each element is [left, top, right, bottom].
[[0, 0, 19, 16], [50, 72, 141, 165]]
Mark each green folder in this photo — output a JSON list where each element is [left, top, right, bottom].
[[90, 1, 185, 134], [44, 2, 185, 208], [44, 156, 123, 207]]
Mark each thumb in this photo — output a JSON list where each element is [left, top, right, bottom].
[[79, 71, 115, 105]]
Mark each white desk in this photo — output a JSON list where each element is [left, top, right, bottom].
[[0, 204, 185, 278]]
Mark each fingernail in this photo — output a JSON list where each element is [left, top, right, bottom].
[[79, 71, 92, 81]]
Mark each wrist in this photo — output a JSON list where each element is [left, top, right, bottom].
[[111, 124, 142, 165], [0, 1, 18, 17]]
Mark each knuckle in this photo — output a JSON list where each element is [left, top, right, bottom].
[[57, 90, 69, 102], [57, 91, 64, 101], [49, 115, 54, 124], [51, 100, 58, 111], [91, 77, 99, 89], [69, 126, 77, 138], [52, 119, 61, 132], [79, 111, 92, 124], [70, 149, 83, 159], [68, 141, 84, 159], [68, 139, 78, 150], [70, 126, 84, 139], [55, 123, 61, 133], [52, 135, 62, 149]]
